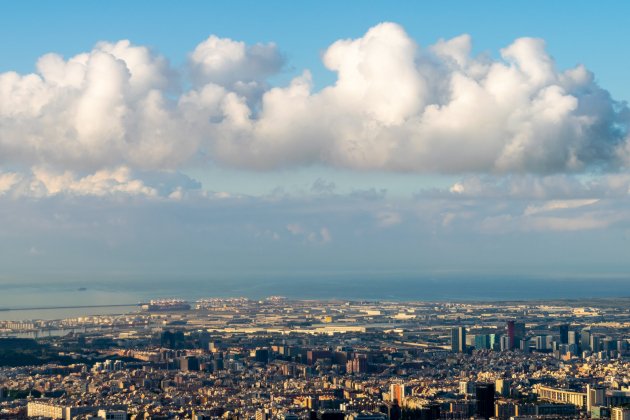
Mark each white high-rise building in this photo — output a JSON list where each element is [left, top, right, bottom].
[[612, 407, 630, 420], [586, 385, 605, 412]]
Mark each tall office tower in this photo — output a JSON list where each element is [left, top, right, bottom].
[[390, 383, 407, 405], [255, 348, 269, 364], [458, 327, 467, 352], [520, 338, 531, 354], [451, 328, 459, 353], [459, 381, 475, 396], [581, 329, 592, 351], [500, 335, 510, 351], [568, 331, 577, 346], [535, 335, 549, 350], [514, 322, 526, 341], [495, 379, 512, 397], [212, 358, 224, 371], [451, 327, 466, 353], [506, 321, 515, 349], [558, 324, 569, 344], [587, 385, 606, 412], [475, 334, 490, 350], [475, 383, 495, 420], [591, 335, 602, 353], [180, 356, 200, 371], [489, 334, 500, 350], [605, 338, 618, 353]]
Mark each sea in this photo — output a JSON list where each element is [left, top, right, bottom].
[[1, 273, 629, 321]]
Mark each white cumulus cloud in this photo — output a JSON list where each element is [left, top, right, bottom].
[[198, 23, 629, 173], [1, 22, 629, 182], [0, 40, 193, 171], [189, 35, 284, 89]]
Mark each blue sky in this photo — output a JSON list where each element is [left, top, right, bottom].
[[1, 1, 630, 290], [2, 1, 629, 99]]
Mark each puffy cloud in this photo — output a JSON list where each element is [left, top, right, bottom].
[[203, 24, 629, 173], [1, 23, 629, 181], [189, 35, 284, 89], [0, 40, 193, 171]]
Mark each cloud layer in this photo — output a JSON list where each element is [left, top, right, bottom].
[[1, 22, 629, 178], [3, 181, 630, 286]]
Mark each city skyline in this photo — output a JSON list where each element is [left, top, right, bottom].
[[1, 296, 630, 419], [1, 1, 630, 286]]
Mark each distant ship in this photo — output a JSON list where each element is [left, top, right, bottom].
[[140, 299, 191, 312]]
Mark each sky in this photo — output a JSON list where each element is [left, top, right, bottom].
[[1, 1, 630, 291]]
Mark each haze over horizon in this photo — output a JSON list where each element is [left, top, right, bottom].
[[1, 1, 630, 289]]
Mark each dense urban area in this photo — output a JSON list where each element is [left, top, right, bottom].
[[1, 297, 630, 420]]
